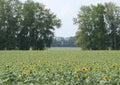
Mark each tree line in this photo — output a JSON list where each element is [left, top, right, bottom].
[[51, 37, 76, 47], [74, 2, 120, 50], [0, 0, 61, 50], [1, 1, 120, 50]]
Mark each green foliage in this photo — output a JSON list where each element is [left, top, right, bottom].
[[74, 2, 120, 50], [0, 0, 61, 50], [0, 50, 120, 85], [0, 0, 20, 50], [104, 2, 120, 50]]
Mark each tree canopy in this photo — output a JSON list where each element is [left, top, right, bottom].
[[0, 0, 61, 50], [74, 2, 120, 50]]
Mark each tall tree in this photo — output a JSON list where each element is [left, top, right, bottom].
[[90, 4, 109, 50], [104, 2, 120, 50], [17, 0, 35, 50], [0, 0, 61, 50], [17, 0, 61, 50], [0, 0, 6, 49], [0, 0, 21, 50], [74, 3, 111, 50], [74, 6, 92, 49]]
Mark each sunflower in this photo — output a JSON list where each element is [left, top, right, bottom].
[[21, 71, 25, 76], [103, 75, 108, 81], [75, 67, 79, 72], [82, 67, 87, 73], [27, 69, 32, 74], [75, 74, 80, 78]]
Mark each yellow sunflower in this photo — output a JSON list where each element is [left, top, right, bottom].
[[75, 67, 79, 72], [27, 69, 32, 74], [75, 74, 80, 78], [21, 71, 25, 76], [82, 67, 87, 73], [103, 75, 108, 81]]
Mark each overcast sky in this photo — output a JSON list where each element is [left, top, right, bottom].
[[20, 0, 119, 37]]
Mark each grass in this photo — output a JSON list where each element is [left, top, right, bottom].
[[0, 50, 120, 85]]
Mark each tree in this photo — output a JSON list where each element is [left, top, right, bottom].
[[17, 0, 35, 50], [0, 0, 21, 50], [17, 0, 61, 50], [34, 5, 61, 49], [0, 0, 6, 50], [0, 0, 61, 50], [90, 4, 109, 50], [74, 3, 118, 50], [104, 2, 120, 50], [74, 6, 94, 49]]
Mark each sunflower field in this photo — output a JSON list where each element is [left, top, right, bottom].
[[0, 50, 120, 85]]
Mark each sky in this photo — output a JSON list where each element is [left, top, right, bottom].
[[20, 0, 119, 37]]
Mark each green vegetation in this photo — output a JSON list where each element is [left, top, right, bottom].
[[0, 50, 120, 85], [74, 2, 120, 50], [0, 0, 61, 50]]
